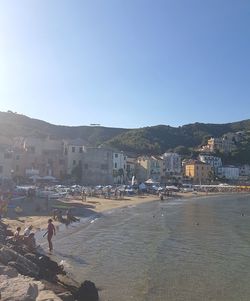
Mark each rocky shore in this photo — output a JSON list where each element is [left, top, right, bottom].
[[0, 221, 99, 301]]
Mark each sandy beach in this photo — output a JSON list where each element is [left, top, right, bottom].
[[2, 191, 218, 233]]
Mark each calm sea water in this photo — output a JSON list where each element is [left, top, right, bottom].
[[47, 194, 250, 301]]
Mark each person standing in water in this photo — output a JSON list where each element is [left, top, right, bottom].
[[46, 219, 56, 252]]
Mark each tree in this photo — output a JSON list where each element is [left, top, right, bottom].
[[71, 163, 82, 184], [118, 168, 124, 184]]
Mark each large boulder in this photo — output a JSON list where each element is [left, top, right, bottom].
[[57, 292, 75, 301], [75, 280, 99, 301], [0, 246, 39, 277], [0, 274, 44, 301], [0, 263, 18, 277], [36, 290, 63, 301]]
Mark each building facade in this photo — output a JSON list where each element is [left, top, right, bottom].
[[217, 166, 240, 180], [185, 160, 213, 184], [162, 152, 182, 175], [137, 156, 162, 183], [63, 139, 85, 176], [198, 154, 222, 174], [113, 151, 127, 184], [81, 147, 114, 186]]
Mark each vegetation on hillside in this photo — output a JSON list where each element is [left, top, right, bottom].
[[0, 111, 250, 164], [220, 131, 250, 165], [105, 121, 250, 156]]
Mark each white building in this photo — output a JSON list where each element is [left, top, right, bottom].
[[113, 151, 127, 184], [199, 154, 222, 173], [217, 166, 240, 180], [63, 139, 85, 175], [162, 153, 182, 175]]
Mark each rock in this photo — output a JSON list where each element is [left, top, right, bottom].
[[75, 280, 99, 301], [0, 246, 39, 277], [36, 290, 63, 301], [0, 263, 18, 277], [0, 274, 44, 301], [57, 292, 75, 301]]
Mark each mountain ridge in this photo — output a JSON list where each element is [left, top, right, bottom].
[[0, 111, 250, 157]]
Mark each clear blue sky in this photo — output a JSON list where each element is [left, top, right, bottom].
[[0, 0, 250, 128]]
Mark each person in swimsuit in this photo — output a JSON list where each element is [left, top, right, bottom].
[[46, 219, 56, 252]]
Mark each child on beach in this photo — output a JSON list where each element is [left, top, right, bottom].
[[13, 226, 22, 242]]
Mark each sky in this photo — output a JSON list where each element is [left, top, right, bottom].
[[0, 0, 250, 129]]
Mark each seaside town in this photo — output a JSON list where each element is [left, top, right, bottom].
[[0, 130, 250, 189], [1, 0, 250, 300], [0, 128, 250, 300]]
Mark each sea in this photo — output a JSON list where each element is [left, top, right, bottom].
[[41, 193, 250, 301]]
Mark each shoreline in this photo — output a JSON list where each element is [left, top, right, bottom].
[[2, 190, 245, 234], [1, 191, 249, 300]]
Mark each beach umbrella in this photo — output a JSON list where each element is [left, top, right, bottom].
[[145, 178, 159, 184]]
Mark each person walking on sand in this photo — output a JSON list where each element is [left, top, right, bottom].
[[46, 219, 56, 252]]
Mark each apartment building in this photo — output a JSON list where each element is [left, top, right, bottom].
[[162, 152, 182, 175], [137, 156, 163, 182], [185, 160, 212, 184], [198, 154, 222, 174], [81, 147, 114, 185], [217, 166, 240, 180], [113, 151, 127, 184]]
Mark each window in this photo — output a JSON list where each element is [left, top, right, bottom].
[[115, 153, 118, 158], [72, 147, 75, 153], [79, 147, 83, 153], [0, 166, 3, 173], [16, 155, 20, 160], [101, 164, 108, 170], [4, 153, 12, 159], [16, 165, 19, 172], [27, 146, 35, 153], [114, 163, 117, 168], [79, 160, 82, 165], [73, 160, 76, 165]]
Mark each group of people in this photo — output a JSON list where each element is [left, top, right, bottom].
[[52, 208, 79, 224], [9, 219, 56, 253], [10, 225, 37, 251]]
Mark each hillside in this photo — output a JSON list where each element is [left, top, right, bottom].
[[105, 121, 250, 155], [0, 112, 250, 162], [0, 112, 128, 146]]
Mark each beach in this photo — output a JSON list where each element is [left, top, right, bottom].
[[3, 191, 221, 233]]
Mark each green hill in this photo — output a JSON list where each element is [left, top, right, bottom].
[[0, 111, 127, 146], [0, 111, 250, 163], [105, 121, 250, 156]]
